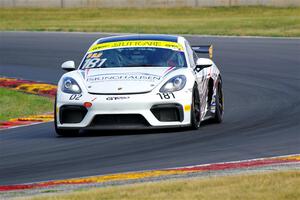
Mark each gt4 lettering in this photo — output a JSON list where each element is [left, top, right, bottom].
[[106, 96, 130, 101], [157, 93, 175, 100]]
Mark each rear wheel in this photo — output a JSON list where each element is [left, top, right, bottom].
[[213, 78, 224, 123], [190, 85, 201, 129], [54, 96, 79, 137]]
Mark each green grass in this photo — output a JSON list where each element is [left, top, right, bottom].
[[0, 7, 300, 37], [29, 171, 300, 200], [0, 88, 53, 121]]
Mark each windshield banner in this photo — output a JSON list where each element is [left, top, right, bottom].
[[88, 40, 184, 52]]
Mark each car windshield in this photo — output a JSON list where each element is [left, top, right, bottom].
[[80, 47, 187, 69]]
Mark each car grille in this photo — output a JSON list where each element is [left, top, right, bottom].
[[89, 114, 149, 128]]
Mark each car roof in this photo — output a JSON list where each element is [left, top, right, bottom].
[[97, 34, 180, 44]]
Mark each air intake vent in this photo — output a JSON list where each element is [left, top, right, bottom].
[[151, 104, 183, 122], [59, 105, 87, 124]]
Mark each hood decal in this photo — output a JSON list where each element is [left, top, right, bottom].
[[86, 73, 161, 83], [83, 67, 178, 94]]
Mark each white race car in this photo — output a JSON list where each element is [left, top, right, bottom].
[[55, 35, 224, 136]]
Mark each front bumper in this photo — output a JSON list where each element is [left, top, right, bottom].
[[56, 90, 193, 129]]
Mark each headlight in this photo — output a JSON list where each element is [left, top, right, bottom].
[[160, 75, 186, 92], [61, 77, 81, 94]]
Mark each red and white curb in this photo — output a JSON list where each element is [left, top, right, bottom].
[[0, 154, 299, 192], [0, 77, 56, 130]]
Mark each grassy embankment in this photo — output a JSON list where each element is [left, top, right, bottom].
[[0, 88, 53, 121], [29, 171, 300, 200], [0, 7, 300, 37]]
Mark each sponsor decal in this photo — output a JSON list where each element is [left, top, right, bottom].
[[86, 52, 102, 58], [184, 105, 191, 111], [106, 96, 130, 101], [88, 40, 184, 52], [87, 73, 161, 83]]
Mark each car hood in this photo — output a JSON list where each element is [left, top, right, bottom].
[[81, 67, 175, 94]]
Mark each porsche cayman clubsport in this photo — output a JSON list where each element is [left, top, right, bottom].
[[55, 35, 224, 136]]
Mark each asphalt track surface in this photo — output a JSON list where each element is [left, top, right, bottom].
[[0, 32, 299, 185]]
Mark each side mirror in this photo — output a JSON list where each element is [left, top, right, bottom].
[[61, 60, 75, 71], [195, 58, 213, 72]]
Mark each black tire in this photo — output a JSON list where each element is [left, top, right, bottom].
[[54, 96, 79, 137], [190, 85, 201, 129], [55, 127, 79, 137], [213, 78, 224, 123]]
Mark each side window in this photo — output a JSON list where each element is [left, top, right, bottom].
[[184, 41, 196, 68]]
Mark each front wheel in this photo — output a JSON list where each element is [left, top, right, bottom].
[[213, 78, 224, 123], [190, 85, 201, 129], [55, 127, 79, 137]]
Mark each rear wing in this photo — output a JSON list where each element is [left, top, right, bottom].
[[192, 45, 213, 59]]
